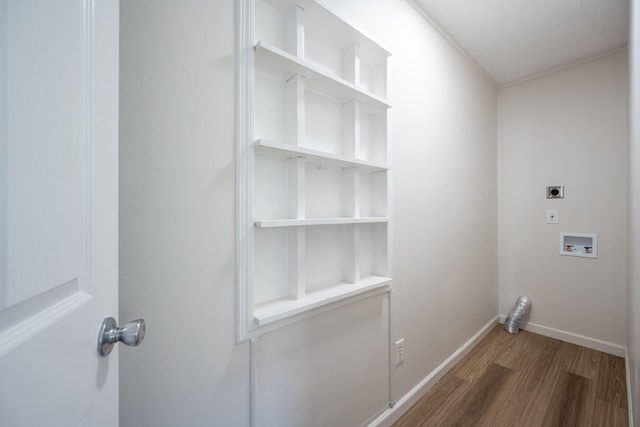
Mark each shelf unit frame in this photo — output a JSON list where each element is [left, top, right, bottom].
[[236, 0, 392, 341]]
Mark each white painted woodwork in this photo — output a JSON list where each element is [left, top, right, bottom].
[[342, 167, 360, 217], [287, 156, 305, 218], [0, 0, 119, 425], [254, 275, 391, 325], [629, 0, 640, 423], [285, 6, 305, 58], [342, 100, 360, 158], [254, 139, 389, 171], [285, 73, 305, 146], [343, 224, 360, 283], [257, 294, 390, 427], [287, 228, 306, 299], [255, 217, 389, 228], [238, 0, 392, 339], [343, 44, 360, 87]]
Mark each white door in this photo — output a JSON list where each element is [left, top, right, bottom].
[[0, 0, 120, 426]]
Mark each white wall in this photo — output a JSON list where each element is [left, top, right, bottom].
[[628, 0, 640, 422], [498, 52, 629, 347], [119, 0, 497, 425], [119, 1, 250, 426]]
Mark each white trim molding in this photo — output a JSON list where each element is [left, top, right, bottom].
[[626, 347, 635, 427], [498, 315, 626, 357], [235, 0, 255, 342]]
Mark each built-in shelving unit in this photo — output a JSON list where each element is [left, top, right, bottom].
[[237, 0, 392, 339]]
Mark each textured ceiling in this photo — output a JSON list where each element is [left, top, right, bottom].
[[414, 0, 629, 86]]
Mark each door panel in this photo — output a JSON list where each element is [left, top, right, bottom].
[[5, 0, 85, 308], [0, 0, 119, 425]]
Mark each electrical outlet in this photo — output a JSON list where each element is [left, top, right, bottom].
[[395, 339, 405, 366], [546, 209, 559, 224], [546, 185, 564, 199]]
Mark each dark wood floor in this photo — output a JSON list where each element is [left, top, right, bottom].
[[393, 325, 628, 427]]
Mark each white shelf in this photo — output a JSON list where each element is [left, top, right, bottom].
[[253, 275, 392, 325], [255, 217, 389, 228], [254, 139, 390, 171], [254, 41, 390, 112]]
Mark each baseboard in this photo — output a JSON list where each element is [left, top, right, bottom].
[[497, 315, 626, 357], [368, 315, 499, 427]]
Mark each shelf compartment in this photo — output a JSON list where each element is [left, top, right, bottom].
[[303, 0, 389, 93], [254, 139, 389, 171], [254, 228, 291, 305], [359, 223, 389, 278], [358, 57, 387, 99], [254, 41, 390, 112], [305, 224, 344, 292], [254, 69, 289, 144], [359, 109, 388, 164], [255, 217, 389, 228], [359, 170, 387, 217], [254, 147, 389, 222], [305, 88, 345, 155], [254, 152, 290, 220], [305, 160, 351, 218], [255, 0, 301, 57], [253, 275, 392, 325]]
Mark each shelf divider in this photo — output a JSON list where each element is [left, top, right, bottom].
[[285, 74, 305, 146], [343, 224, 360, 284], [285, 5, 305, 59], [288, 227, 306, 299], [287, 157, 305, 219], [342, 100, 360, 158]]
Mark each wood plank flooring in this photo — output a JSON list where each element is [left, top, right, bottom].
[[393, 325, 628, 427]]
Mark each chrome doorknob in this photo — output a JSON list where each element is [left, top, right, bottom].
[[97, 317, 146, 357]]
